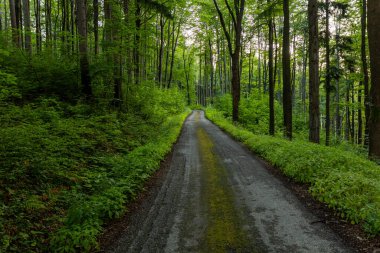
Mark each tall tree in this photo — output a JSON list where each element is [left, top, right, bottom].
[[34, 0, 42, 52], [308, 0, 320, 143], [93, 0, 99, 55], [368, 0, 380, 160], [76, 0, 92, 98], [361, 0, 370, 146], [283, 0, 292, 139], [22, 0, 31, 53], [212, 0, 245, 122], [9, 0, 19, 46], [268, 13, 275, 136], [325, 0, 331, 146]]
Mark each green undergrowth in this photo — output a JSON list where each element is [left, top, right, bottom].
[[205, 108, 380, 236], [0, 97, 189, 252]]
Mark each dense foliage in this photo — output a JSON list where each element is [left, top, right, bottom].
[[0, 50, 190, 252], [0, 81, 187, 252], [206, 108, 380, 235]]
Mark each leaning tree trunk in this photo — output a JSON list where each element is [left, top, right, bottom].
[[283, 0, 292, 139], [368, 0, 380, 161], [76, 0, 92, 98], [308, 0, 320, 143]]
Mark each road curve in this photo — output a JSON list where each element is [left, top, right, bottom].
[[106, 110, 354, 253]]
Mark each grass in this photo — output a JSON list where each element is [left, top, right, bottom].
[[205, 108, 380, 236]]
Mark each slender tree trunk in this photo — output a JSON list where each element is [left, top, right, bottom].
[[0, 4, 2, 31], [351, 86, 355, 142], [274, 22, 279, 90], [258, 28, 262, 93], [164, 20, 171, 85], [368, 0, 380, 160], [283, 0, 292, 139], [15, 0, 22, 47], [208, 37, 214, 104], [325, 0, 331, 146], [183, 48, 192, 106], [93, 0, 99, 55], [308, 0, 320, 143], [301, 37, 307, 115], [45, 0, 52, 48], [157, 14, 165, 86], [70, 0, 74, 53], [358, 82, 363, 144], [248, 44, 252, 93], [345, 86, 350, 141], [291, 34, 297, 104], [9, 0, 19, 46], [362, 0, 370, 147], [34, 0, 41, 51], [134, 2, 141, 85], [76, 0, 92, 98], [268, 15, 275, 136], [168, 21, 181, 88], [22, 0, 31, 53], [4, 0, 8, 32]]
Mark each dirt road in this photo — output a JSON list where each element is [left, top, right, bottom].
[[106, 110, 354, 253]]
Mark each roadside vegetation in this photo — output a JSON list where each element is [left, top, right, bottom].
[[206, 107, 380, 236], [0, 92, 187, 252], [0, 51, 188, 252]]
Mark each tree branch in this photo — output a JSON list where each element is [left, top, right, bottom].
[[224, 0, 237, 29], [213, 0, 234, 57]]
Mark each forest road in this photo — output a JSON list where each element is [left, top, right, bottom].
[[106, 110, 355, 253]]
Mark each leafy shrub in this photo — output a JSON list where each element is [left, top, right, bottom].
[[3, 51, 79, 102], [49, 112, 189, 252], [0, 95, 189, 252]]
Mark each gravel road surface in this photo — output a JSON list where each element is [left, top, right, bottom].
[[106, 110, 354, 253]]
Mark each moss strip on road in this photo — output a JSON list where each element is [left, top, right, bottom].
[[197, 127, 251, 253]]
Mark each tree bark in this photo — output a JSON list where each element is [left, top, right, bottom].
[[325, 0, 331, 146], [212, 0, 245, 122], [268, 15, 275, 136], [15, 0, 22, 47], [368, 0, 380, 160], [308, 0, 320, 143], [9, 0, 19, 46], [283, 0, 292, 139], [157, 14, 165, 86], [93, 0, 99, 55], [168, 20, 181, 88], [134, 1, 141, 85], [34, 0, 42, 52], [22, 0, 31, 53], [208, 37, 214, 104], [76, 0, 92, 98], [358, 83, 363, 144], [351, 86, 355, 142], [361, 0, 370, 147]]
